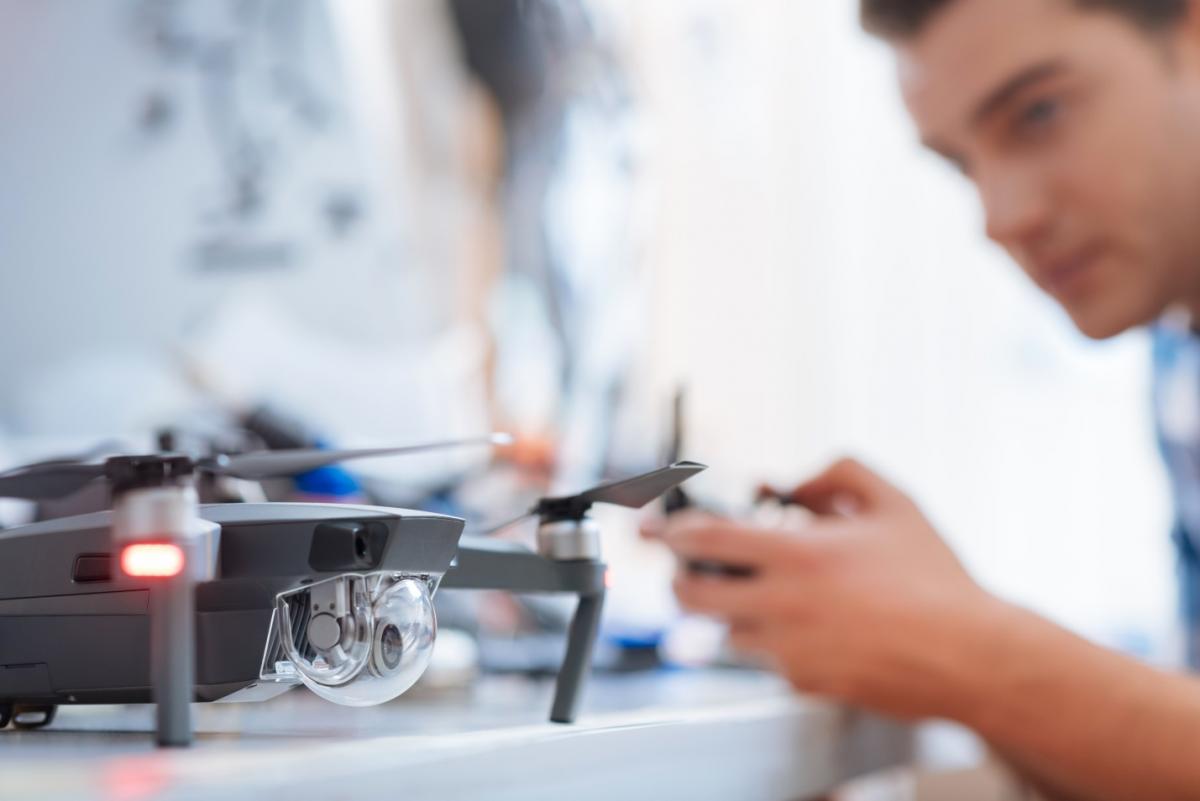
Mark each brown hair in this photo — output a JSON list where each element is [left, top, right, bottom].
[[861, 0, 1187, 38]]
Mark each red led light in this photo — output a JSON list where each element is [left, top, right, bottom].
[[120, 543, 185, 578]]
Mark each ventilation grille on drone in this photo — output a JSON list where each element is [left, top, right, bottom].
[[263, 590, 316, 675]]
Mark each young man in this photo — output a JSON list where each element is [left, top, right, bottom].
[[658, 1, 1200, 798]]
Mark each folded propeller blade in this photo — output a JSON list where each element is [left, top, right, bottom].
[[533, 461, 708, 522], [0, 463, 108, 501], [201, 433, 512, 480], [578, 461, 708, 509]]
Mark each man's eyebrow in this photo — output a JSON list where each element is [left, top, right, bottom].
[[970, 60, 1068, 127]]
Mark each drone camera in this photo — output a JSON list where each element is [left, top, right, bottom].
[[307, 521, 389, 572], [273, 572, 436, 706]]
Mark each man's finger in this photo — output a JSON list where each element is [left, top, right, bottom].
[[727, 620, 774, 655], [639, 516, 667, 541], [643, 509, 728, 541], [726, 622, 835, 686], [662, 519, 814, 570], [673, 572, 780, 617], [787, 457, 906, 514]]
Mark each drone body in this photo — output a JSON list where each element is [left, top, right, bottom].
[[0, 504, 460, 710]]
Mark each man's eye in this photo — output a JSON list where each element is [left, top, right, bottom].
[[1018, 98, 1061, 132]]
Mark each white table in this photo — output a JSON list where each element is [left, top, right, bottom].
[[0, 671, 912, 801]]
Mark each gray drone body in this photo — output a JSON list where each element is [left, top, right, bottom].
[[0, 503, 462, 706]]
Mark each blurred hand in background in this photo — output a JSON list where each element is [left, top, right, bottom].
[[658, 458, 993, 721]]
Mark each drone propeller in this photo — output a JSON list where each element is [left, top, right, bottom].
[[560, 461, 708, 517], [0, 434, 513, 502], [0, 463, 108, 501], [198, 434, 513, 480], [482, 461, 708, 535]]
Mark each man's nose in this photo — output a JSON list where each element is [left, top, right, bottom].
[[980, 166, 1052, 249]]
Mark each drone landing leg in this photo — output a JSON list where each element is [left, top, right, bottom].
[[151, 575, 194, 746], [550, 590, 605, 724]]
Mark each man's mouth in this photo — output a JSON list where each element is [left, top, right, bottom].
[[1035, 246, 1103, 301]]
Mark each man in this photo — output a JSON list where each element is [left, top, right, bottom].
[[657, 1, 1200, 798]]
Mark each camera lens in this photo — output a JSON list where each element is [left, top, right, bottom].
[[377, 623, 403, 671], [368, 577, 436, 684]]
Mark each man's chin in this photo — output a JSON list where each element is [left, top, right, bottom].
[[1065, 302, 1152, 341]]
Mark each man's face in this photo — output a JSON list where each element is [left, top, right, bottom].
[[899, 0, 1200, 338]]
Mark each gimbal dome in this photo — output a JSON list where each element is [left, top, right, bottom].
[[276, 573, 436, 707]]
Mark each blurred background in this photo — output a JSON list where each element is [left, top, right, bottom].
[[0, 0, 1175, 672]]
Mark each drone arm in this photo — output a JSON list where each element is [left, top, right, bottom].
[[440, 537, 606, 595]]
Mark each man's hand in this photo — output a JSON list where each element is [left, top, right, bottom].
[[656, 460, 1200, 800], [659, 458, 997, 720]]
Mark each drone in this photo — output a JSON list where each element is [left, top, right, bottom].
[[0, 436, 705, 746]]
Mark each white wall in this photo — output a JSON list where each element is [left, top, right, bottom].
[[0, 1, 489, 482]]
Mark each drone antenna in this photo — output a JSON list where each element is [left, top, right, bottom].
[[662, 386, 692, 515]]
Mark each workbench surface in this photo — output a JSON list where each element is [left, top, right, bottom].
[[0, 670, 912, 801]]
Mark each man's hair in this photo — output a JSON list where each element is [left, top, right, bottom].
[[861, 0, 1188, 38]]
